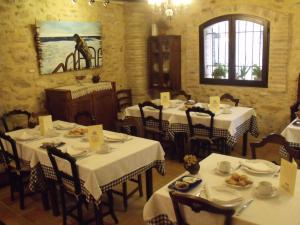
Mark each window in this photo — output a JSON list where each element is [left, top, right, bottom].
[[199, 15, 270, 87]]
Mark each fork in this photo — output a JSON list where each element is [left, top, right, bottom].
[[236, 199, 254, 216]]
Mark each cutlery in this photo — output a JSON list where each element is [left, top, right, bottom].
[[236, 199, 253, 216]]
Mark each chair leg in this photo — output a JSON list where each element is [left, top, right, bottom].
[[9, 172, 15, 201], [107, 190, 118, 224], [77, 200, 84, 225], [41, 191, 50, 210], [122, 182, 128, 211], [59, 189, 67, 225], [18, 175, 25, 210], [94, 203, 103, 225], [138, 175, 143, 197]]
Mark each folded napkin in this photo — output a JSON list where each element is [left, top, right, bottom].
[[241, 160, 272, 172], [66, 146, 87, 157], [205, 185, 243, 204], [16, 131, 38, 141], [55, 122, 75, 130], [104, 133, 127, 141]]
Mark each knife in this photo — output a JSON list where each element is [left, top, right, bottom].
[[236, 199, 253, 216]]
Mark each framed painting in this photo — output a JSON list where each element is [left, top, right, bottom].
[[36, 21, 102, 75]]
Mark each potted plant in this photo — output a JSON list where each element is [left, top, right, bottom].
[[212, 64, 227, 79], [183, 155, 200, 175], [237, 66, 250, 80], [252, 64, 262, 80]]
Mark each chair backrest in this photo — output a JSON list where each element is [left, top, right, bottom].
[[0, 132, 21, 171], [74, 111, 95, 126], [250, 133, 300, 165], [1, 110, 31, 132], [169, 191, 235, 225], [47, 147, 82, 197], [116, 89, 132, 112], [186, 107, 215, 138], [171, 90, 191, 101], [220, 93, 239, 107], [138, 101, 163, 132], [290, 101, 300, 122], [115, 117, 144, 138]]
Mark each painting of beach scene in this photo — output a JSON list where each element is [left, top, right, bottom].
[[36, 21, 102, 75]]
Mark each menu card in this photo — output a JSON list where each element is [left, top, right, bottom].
[[160, 92, 170, 108], [279, 158, 297, 195], [209, 96, 220, 113], [38, 115, 53, 136], [88, 125, 104, 151]]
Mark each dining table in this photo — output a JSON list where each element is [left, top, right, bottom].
[[125, 101, 259, 156], [281, 118, 300, 151], [1, 121, 166, 208], [143, 153, 300, 225]]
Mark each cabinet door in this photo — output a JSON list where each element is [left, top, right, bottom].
[[93, 90, 116, 130], [71, 95, 94, 122]]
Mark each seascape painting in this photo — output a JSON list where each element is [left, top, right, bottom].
[[36, 21, 102, 75]]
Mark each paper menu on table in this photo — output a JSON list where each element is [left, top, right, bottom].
[[88, 125, 104, 151], [38, 115, 53, 136], [209, 96, 220, 113], [279, 158, 297, 195], [160, 92, 170, 108]]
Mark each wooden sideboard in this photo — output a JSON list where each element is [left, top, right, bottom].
[[45, 82, 117, 130]]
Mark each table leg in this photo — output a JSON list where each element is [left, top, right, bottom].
[[145, 168, 153, 200], [242, 132, 248, 156], [174, 133, 185, 162]]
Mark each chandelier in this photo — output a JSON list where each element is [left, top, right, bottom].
[[147, 0, 192, 18], [71, 0, 110, 7]]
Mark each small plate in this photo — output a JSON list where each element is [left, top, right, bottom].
[[65, 133, 84, 138], [254, 186, 278, 199], [182, 176, 201, 184], [104, 134, 129, 142], [54, 123, 76, 130], [214, 167, 234, 176]]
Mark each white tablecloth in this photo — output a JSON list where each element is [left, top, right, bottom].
[[3, 121, 165, 202], [125, 104, 256, 137], [143, 153, 300, 225]]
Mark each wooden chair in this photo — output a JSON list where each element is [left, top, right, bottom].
[[290, 101, 300, 122], [0, 132, 49, 210], [169, 191, 235, 225], [220, 93, 239, 106], [47, 147, 118, 225], [250, 133, 300, 166], [138, 101, 164, 142], [74, 111, 96, 126], [1, 109, 31, 132], [116, 89, 132, 113], [171, 90, 191, 101], [186, 107, 226, 157], [113, 117, 143, 211]]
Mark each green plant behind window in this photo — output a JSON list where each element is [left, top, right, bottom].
[[212, 64, 227, 79], [236, 66, 250, 80], [252, 64, 262, 80]]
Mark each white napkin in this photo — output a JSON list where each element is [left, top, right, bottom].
[[66, 145, 87, 157], [55, 122, 75, 130], [205, 185, 243, 204], [16, 131, 38, 141], [241, 160, 272, 172], [104, 133, 127, 141]]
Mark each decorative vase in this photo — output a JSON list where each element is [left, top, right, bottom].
[[92, 74, 100, 83], [184, 162, 200, 175]]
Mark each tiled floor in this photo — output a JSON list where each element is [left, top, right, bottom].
[[0, 140, 251, 225]]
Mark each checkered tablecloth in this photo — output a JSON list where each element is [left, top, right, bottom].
[[281, 120, 300, 159], [29, 159, 165, 205], [147, 214, 175, 225]]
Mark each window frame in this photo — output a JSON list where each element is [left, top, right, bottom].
[[199, 14, 270, 87]]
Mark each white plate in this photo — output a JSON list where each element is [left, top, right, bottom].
[[182, 176, 201, 184], [15, 135, 40, 141], [214, 167, 234, 176], [254, 186, 278, 199], [241, 160, 277, 174], [64, 133, 85, 138], [104, 134, 129, 142], [225, 179, 253, 189]]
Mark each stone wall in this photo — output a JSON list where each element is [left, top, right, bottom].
[[124, 0, 300, 136], [0, 0, 126, 117]]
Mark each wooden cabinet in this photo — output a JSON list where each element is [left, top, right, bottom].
[[45, 82, 117, 130], [148, 35, 181, 91]]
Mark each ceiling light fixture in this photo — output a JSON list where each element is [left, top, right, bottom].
[[148, 0, 191, 19]]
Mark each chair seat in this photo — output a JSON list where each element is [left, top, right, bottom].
[[189, 135, 222, 144]]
